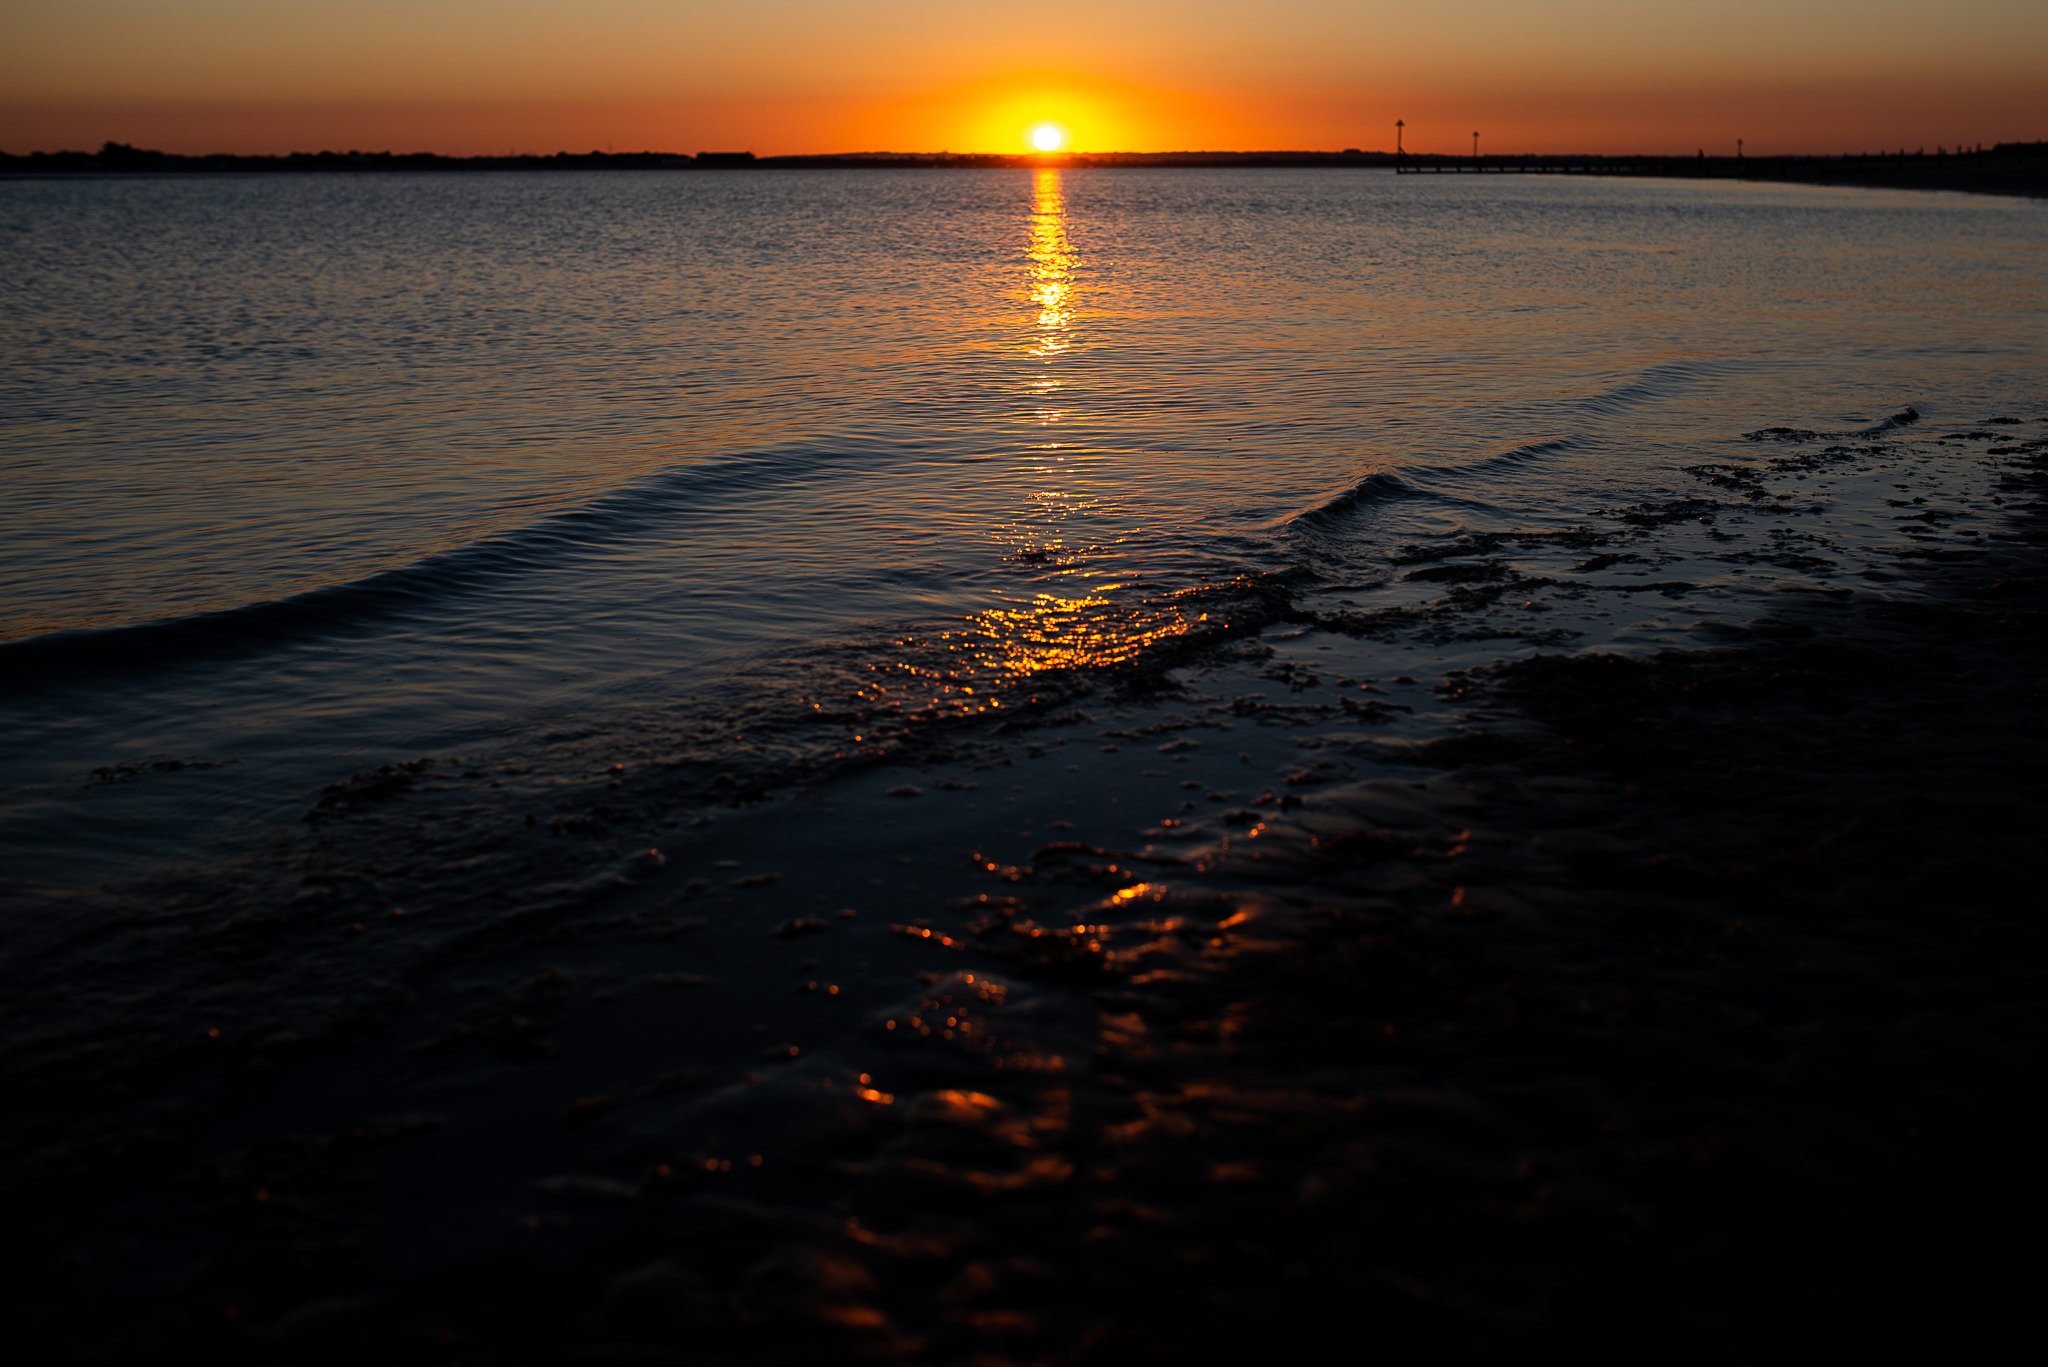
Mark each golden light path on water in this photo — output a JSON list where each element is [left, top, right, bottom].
[[855, 580, 1225, 731], [846, 168, 1218, 714], [969, 169, 1209, 679], [959, 591, 1216, 676], [1029, 167, 1073, 345]]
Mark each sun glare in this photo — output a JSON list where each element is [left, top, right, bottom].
[[1029, 123, 1066, 152]]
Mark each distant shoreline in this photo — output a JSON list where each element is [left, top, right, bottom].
[[5, 140, 2044, 199]]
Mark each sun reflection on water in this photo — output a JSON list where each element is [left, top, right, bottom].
[[956, 589, 1215, 677], [878, 167, 1217, 685], [1029, 169, 1073, 352]]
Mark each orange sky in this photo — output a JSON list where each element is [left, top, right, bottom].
[[3, 2, 2045, 156]]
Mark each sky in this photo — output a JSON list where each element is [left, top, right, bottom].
[[3, 0, 2045, 156]]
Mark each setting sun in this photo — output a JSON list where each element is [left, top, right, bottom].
[[1029, 123, 1066, 152]]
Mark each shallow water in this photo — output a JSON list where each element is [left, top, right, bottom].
[[1, 166, 2045, 1356], [3, 168, 2043, 902]]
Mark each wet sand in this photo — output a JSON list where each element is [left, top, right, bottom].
[[6, 440, 2047, 1364]]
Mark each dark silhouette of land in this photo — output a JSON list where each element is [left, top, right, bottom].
[[3, 139, 2044, 199], [1387, 142, 2048, 198]]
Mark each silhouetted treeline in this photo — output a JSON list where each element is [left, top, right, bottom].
[[0, 142, 700, 173], [3, 140, 2042, 198], [1, 142, 1416, 174]]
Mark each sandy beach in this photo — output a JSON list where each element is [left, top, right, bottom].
[[4, 420, 2042, 1364]]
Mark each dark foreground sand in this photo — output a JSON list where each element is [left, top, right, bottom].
[[592, 524, 2048, 1362], [6, 443, 2046, 1365]]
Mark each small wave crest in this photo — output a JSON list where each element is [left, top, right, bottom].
[[1410, 437, 1578, 482], [1857, 406, 1922, 436], [0, 439, 909, 691], [0, 551, 499, 690], [1744, 407, 1920, 444], [1286, 438, 1575, 535], [1287, 471, 1420, 529], [1575, 359, 1731, 418]]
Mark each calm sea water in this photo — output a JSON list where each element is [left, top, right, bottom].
[[0, 168, 2039, 889], [3, 165, 2045, 1356], [3, 168, 2043, 907], [0, 166, 2039, 901]]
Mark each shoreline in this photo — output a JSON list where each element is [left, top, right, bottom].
[[7, 142, 2045, 201], [645, 443, 2048, 1362], [5, 429, 2045, 1360]]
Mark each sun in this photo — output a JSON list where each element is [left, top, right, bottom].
[[1029, 123, 1066, 152]]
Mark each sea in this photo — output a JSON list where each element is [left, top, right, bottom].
[[0, 166, 2043, 1354]]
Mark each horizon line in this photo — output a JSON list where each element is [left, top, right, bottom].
[[8, 140, 2043, 163]]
